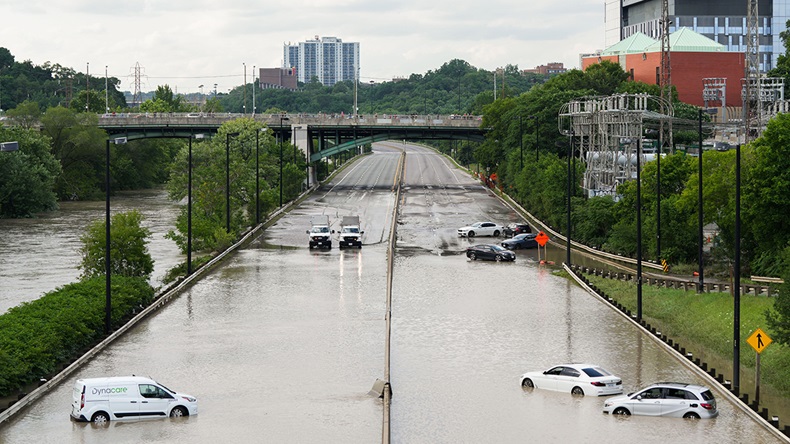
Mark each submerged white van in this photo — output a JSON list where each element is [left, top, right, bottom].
[[70, 376, 198, 424]]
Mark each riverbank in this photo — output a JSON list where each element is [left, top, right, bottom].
[[584, 272, 790, 429]]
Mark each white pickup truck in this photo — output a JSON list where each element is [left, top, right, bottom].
[[338, 215, 364, 248], [307, 215, 334, 249]]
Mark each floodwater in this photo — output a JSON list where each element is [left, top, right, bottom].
[[0, 189, 183, 313], [0, 144, 785, 443]]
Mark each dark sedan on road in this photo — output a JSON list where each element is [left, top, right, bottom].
[[501, 233, 538, 250], [503, 223, 531, 237], [466, 244, 516, 262]]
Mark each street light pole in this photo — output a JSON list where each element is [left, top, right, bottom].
[[518, 115, 523, 171], [734, 142, 742, 395], [697, 108, 705, 293], [256, 129, 261, 225], [105, 65, 109, 114], [226, 133, 231, 232], [533, 115, 539, 162], [188, 135, 193, 274], [636, 138, 643, 321], [105, 136, 127, 334], [279, 115, 290, 207], [566, 130, 573, 266], [225, 132, 241, 233]]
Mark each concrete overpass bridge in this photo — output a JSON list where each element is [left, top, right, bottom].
[[98, 113, 488, 185]]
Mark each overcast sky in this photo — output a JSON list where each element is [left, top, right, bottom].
[[0, 0, 605, 94]]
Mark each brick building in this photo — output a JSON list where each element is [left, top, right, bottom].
[[581, 27, 744, 107], [259, 67, 298, 90]]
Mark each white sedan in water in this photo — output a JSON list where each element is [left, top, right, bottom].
[[520, 364, 623, 396], [457, 221, 504, 237]]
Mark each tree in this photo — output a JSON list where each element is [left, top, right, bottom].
[[744, 114, 790, 275], [139, 85, 192, 112], [79, 210, 154, 279], [0, 126, 60, 218], [166, 118, 280, 253], [765, 247, 790, 345], [5, 100, 41, 129]]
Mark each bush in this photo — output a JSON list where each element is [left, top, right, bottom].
[[0, 276, 154, 397]]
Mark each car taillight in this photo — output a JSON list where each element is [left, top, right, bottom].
[[700, 402, 715, 410], [80, 393, 85, 410], [591, 382, 606, 387]]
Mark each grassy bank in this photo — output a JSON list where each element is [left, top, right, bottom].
[[585, 274, 790, 396]]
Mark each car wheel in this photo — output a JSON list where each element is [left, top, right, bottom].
[[521, 378, 534, 388], [170, 406, 188, 418], [571, 386, 584, 396], [495, 255, 503, 262], [468, 231, 475, 237], [683, 412, 700, 419], [493, 230, 500, 237], [612, 407, 630, 416], [91, 411, 110, 425], [469, 252, 477, 260]]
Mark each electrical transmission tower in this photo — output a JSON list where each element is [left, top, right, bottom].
[[744, 0, 760, 142], [131, 62, 143, 108]]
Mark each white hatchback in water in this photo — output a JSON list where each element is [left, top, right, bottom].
[[602, 382, 718, 419], [520, 364, 623, 396], [71, 376, 198, 424]]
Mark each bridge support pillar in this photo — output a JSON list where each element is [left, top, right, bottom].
[[291, 125, 315, 187]]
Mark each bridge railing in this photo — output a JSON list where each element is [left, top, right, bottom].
[[98, 112, 483, 128]]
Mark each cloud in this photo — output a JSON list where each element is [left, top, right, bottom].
[[0, 0, 604, 92]]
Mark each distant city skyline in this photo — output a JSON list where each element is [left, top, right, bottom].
[[0, 1, 604, 94]]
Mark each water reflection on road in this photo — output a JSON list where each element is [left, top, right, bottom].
[[0, 189, 182, 313]]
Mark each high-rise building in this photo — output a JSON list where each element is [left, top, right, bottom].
[[604, 0, 786, 72], [283, 36, 360, 86]]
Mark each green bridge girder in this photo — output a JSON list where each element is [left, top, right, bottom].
[[309, 126, 487, 162]]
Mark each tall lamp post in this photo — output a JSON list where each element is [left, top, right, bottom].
[[279, 115, 290, 207], [531, 115, 540, 162], [697, 108, 717, 292], [733, 142, 742, 395], [255, 128, 266, 225], [105, 136, 127, 334], [187, 134, 204, 275], [225, 132, 240, 233], [566, 130, 574, 266], [636, 138, 643, 321], [518, 115, 523, 171]]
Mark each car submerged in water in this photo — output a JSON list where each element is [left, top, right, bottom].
[[465, 244, 515, 262], [602, 382, 718, 419], [520, 364, 623, 396]]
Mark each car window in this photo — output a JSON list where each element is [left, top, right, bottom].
[[491, 245, 506, 252], [560, 368, 580, 377], [545, 367, 564, 376], [639, 388, 664, 399], [665, 388, 693, 399], [699, 390, 714, 401], [581, 367, 611, 377]]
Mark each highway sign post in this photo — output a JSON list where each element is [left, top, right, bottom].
[[535, 231, 549, 263], [747, 328, 772, 405]]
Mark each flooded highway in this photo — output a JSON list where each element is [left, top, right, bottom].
[[0, 143, 785, 443]]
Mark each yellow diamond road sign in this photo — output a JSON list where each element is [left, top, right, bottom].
[[747, 328, 773, 354]]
